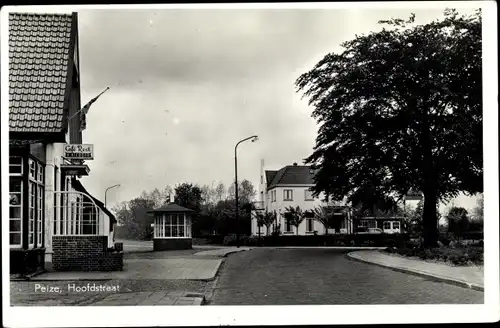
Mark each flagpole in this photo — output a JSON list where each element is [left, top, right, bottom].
[[68, 87, 110, 121]]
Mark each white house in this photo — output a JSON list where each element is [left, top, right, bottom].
[[251, 160, 353, 236]]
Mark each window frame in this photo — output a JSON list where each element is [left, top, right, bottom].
[[28, 157, 45, 248], [28, 180, 36, 247], [9, 176, 23, 248], [155, 213, 191, 238], [283, 189, 293, 201], [306, 218, 314, 232], [304, 189, 314, 201], [9, 156, 23, 176]]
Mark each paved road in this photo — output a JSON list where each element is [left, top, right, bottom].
[[210, 248, 484, 305]]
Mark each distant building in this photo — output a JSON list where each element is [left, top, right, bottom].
[[251, 160, 352, 236]]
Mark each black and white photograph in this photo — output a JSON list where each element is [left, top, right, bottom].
[[1, 1, 498, 326]]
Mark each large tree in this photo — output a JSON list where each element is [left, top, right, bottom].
[[228, 179, 257, 204], [446, 206, 471, 238], [473, 193, 484, 221], [174, 183, 204, 212], [295, 9, 482, 247]]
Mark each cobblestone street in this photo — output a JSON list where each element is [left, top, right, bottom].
[[210, 248, 484, 305]]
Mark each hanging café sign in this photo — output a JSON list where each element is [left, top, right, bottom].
[[64, 144, 94, 160]]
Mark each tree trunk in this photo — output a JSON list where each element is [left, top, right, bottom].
[[420, 106, 439, 248], [422, 189, 438, 248]]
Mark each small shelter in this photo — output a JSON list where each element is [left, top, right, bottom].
[[148, 203, 194, 251]]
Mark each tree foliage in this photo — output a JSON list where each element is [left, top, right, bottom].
[[284, 206, 307, 235], [473, 193, 484, 221], [255, 211, 276, 236], [295, 9, 482, 247], [312, 206, 332, 235], [113, 179, 257, 240], [446, 206, 471, 238]]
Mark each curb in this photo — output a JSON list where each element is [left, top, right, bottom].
[[26, 277, 114, 282], [188, 259, 224, 282], [222, 248, 251, 257], [273, 246, 387, 250], [183, 292, 206, 305], [193, 248, 251, 258], [346, 252, 484, 292]]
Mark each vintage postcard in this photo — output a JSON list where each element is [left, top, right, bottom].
[[1, 1, 498, 327]]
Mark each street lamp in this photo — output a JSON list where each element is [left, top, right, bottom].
[[234, 135, 258, 248], [105, 184, 121, 208]]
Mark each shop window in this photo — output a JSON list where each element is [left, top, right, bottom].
[[9, 178, 22, 246], [29, 182, 35, 246], [155, 213, 191, 238], [9, 156, 23, 175], [383, 221, 392, 230], [10, 155, 45, 247], [29, 159, 36, 180]]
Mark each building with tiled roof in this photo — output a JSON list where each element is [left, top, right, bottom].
[[8, 12, 121, 275], [251, 160, 352, 236]]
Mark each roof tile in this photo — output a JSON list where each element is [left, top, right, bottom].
[[9, 12, 75, 133], [266, 165, 315, 190]]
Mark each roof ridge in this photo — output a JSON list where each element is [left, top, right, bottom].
[[9, 12, 74, 17]]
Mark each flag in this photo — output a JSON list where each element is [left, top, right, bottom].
[[79, 87, 110, 132]]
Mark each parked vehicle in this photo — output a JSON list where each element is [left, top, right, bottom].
[[357, 227, 384, 234]]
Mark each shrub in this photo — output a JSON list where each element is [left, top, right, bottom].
[[223, 234, 237, 246], [245, 235, 262, 246]]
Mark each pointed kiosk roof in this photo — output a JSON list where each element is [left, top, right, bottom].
[[148, 203, 194, 214]]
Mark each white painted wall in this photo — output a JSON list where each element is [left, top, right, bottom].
[[43, 143, 64, 262], [251, 185, 334, 236]]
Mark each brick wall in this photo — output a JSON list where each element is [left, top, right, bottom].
[[154, 238, 192, 251], [52, 236, 123, 271]]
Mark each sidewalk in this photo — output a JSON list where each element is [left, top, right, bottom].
[[347, 250, 484, 291], [28, 258, 222, 281], [91, 291, 205, 306]]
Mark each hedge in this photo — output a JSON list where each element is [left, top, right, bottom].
[[385, 246, 483, 266], [224, 234, 410, 248]]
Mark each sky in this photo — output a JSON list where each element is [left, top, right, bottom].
[[10, 5, 482, 214]]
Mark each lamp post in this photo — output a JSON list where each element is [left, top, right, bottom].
[[105, 184, 121, 208], [234, 135, 258, 248]]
